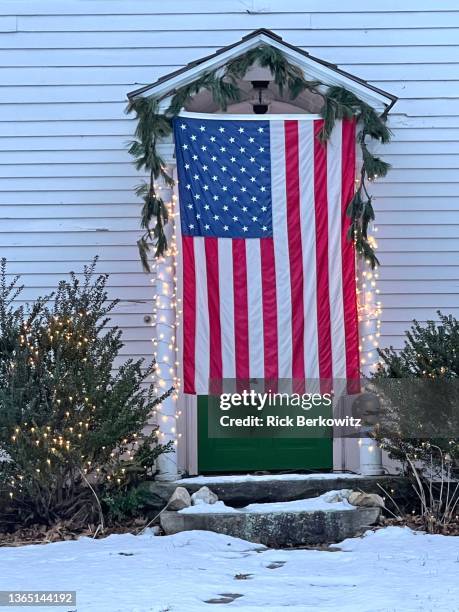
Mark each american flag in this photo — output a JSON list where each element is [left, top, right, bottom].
[[174, 116, 360, 394]]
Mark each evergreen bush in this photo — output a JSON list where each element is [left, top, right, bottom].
[[373, 313, 459, 531], [0, 259, 172, 530]]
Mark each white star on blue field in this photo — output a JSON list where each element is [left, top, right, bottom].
[[174, 117, 273, 238]]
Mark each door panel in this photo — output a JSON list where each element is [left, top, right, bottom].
[[197, 395, 333, 473]]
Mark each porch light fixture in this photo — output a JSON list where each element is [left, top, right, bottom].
[[250, 80, 271, 114]]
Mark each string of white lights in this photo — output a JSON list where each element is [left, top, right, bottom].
[[354, 173, 382, 375], [150, 173, 182, 479]]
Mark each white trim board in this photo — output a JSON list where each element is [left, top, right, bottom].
[[178, 111, 322, 121]]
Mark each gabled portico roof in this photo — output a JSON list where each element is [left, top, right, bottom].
[[127, 28, 397, 114]]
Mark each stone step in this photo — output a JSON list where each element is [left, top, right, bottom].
[[160, 492, 381, 547], [142, 473, 409, 510]]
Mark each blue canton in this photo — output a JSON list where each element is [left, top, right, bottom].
[[174, 117, 272, 238]]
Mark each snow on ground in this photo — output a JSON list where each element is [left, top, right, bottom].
[[0, 527, 458, 612], [179, 490, 354, 514], [176, 472, 362, 485]]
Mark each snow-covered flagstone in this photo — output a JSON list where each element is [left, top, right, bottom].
[[0, 527, 458, 611], [178, 490, 355, 514]]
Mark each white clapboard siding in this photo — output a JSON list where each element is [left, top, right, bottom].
[[1, 2, 459, 365], [5, 46, 459, 66], [2, 29, 459, 50]]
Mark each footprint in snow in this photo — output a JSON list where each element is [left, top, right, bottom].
[[204, 593, 244, 604], [266, 560, 286, 569]]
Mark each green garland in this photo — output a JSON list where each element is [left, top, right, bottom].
[[127, 44, 390, 270]]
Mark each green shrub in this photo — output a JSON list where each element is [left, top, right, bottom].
[[373, 312, 459, 531], [0, 259, 172, 530]]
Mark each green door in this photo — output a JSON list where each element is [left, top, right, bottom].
[[197, 395, 333, 473]]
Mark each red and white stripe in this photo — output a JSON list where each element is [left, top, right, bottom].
[[181, 118, 359, 394]]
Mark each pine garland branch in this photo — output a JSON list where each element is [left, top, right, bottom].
[[126, 97, 173, 271], [318, 86, 392, 267]]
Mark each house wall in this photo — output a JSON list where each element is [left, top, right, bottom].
[[1, 1, 458, 473]]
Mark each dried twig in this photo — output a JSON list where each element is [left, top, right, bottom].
[[137, 501, 171, 536], [79, 469, 104, 535], [376, 482, 404, 518]]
